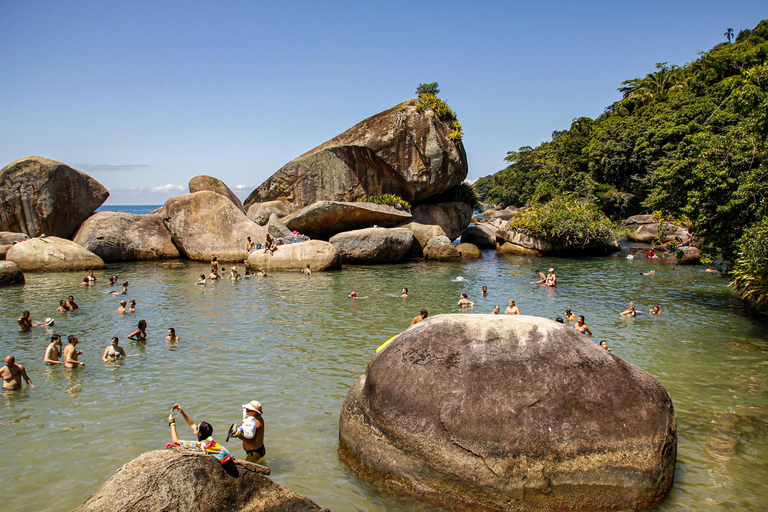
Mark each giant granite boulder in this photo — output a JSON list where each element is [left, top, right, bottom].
[[74, 449, 326, 512], [73, 212, 180, 262], [189, 175, 246, 213], [339, 315, 677, 511], [0, 156, 109, 238], [627, 222, 690, 244], [282, 201, 412, 240], [247, 240, 341, 272], [245, 98, 468, 210], [0, 261, 24, 285], [460, 223, 497, 248], [329, 227, 414, 264], [6, 236, 105, 271], [410, 202, 472, 241], [162, 191, 266, 262]]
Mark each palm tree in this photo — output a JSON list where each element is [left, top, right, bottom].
[[618, 63, 683, 105], [724, 27, 734, 42]]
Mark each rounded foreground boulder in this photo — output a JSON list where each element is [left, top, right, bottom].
[[5, 236, 105, 271], [0, 261, 24, 285], [73, 212, 180, 262], [339, 315, 677, 511], [247, 240, 341, 272], [75, 449, 327, 512]]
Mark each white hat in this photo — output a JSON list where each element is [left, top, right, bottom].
[[242, 400, 263, 413], [44, 317, 54, 326]]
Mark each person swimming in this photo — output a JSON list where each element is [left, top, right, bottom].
[[457, 292, 474, 308], [102, 336, 127, 361]]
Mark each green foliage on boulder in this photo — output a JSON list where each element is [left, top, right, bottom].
[[359, 194, 411, 212], [730, 218, 768, 314], [416, 82, 463, 140], [420, 183, 480, 210], [507, 197, 621, 250]]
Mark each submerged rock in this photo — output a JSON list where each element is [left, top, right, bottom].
[[246, 240, 341, 272], [330, 227, 414, 264], [74, 449, 327, 512], [339, 315, 677, 511], [73, 212, 180, 262], [245, 98, 468, 210], [189, 174, 246, 213], [0, 261, 24, 285], [0, 156, 109, 238], [282, 201, 411, 241], [5, 236, 105, 271]]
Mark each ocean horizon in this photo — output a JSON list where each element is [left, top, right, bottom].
[[96, 204, 162, 215]]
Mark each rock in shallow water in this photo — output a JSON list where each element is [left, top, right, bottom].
[[73, 212, 180, 262], [339, 314, 677, 511], [0, 261, 24, 285], [5, 236, 105, 271], [246, 240, 341, 272], [329, 227, 414, 264]]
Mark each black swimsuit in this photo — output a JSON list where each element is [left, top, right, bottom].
[[246, 446, 266, 458]]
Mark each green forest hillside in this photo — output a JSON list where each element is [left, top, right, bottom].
[[474, 20, 768, 314]]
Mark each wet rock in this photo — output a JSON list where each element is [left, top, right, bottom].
[[422, 235, 461, 261], [73, 212, 180, 262], [455, 242, 482, 260], [330, 227, 414, 264], [188, 175, 246, 213], [162, 191, 266, 262], [0, 156, 109, 238], [410, 201, 472, 241], [246, 240, 341, 272], [0, 261, 24, 285], [460, 223, 497, 248], [74, 449, 327, 512], [6, 236, 105, 271], [245, 98, 468, 210], [339, 315, 677, 511], [282, 201, 411, 241], [401, 222, 447, 257]]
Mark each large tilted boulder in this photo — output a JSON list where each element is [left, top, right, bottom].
[[189, 175, 246, 213], [0, 261, 24, 285], [74, 449, 326, 512], [410, 202, 472, 241], [73, 212, 180, 262], [6, 236, 105, 271], [329, 227, 414, 264], [402, 222, 447, 257], [495, 229, 554, 256], [247, 240, 341, 272], [0, 156, 109, 238], [460, 223, 497, 248], [162, 191, 266, 262], [282, 201, 412, 240], [266, 214, 294, 239], [247, 201, 292, 224], [245, 98, 468, 210], [339, 315, 677, 511]]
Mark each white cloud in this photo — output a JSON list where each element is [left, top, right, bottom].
[[149, 184, 184, 193], [234, 184, 250, 190]]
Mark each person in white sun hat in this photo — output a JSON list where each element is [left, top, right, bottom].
[[227, 400, 266, 463]]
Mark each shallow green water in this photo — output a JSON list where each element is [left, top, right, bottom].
[[1, 249, 767, 511]]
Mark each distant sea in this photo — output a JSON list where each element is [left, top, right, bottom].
[[95, 204, 162, 215]]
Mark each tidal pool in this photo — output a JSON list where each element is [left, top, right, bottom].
[[1, 248, 767, 511]]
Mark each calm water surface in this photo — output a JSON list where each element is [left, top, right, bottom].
[[1, 248, 767, 511]]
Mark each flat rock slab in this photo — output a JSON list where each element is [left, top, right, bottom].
[[330, 227, 414, 264], [0, 156, 108, 237], [5, 236, 105, 271], [247, 240, 341, 272], [283, 201, 411, 240], [73, 212, 180, 262], [339, 314, 677, 511], [0, 260, 24, 285], [75, 449, 327, 512]]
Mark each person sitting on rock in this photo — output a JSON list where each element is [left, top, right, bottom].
[[265, 233, 277, 254], [228, 400, 266, 463], [167, 403, 231, 465]]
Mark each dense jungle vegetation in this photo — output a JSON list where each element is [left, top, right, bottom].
[[474, 20, 768, 313]]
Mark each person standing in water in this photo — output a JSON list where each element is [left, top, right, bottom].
[[102, 337, 128, 361], [505, 299, 521, 315], [127, 320, 147, 341], [573, 316, 592, 336], [165, 328, 179, 342], [491, 305, 501, 314], [17, 311, 33, 331], [457, 292, 474, 308], [229, 400, 266, 463], [1, 355, 33, 389], [63, 335, 85, 368], [44, 335, 63, 365], [545, 268, 557, 287]]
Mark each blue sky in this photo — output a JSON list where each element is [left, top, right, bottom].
[[1, 1, 765, 204]]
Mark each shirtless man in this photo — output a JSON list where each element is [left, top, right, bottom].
[[534, 270, 547, 284], [505, 299, 521, 315], [210, 256, 219, 273], [1, 355, 33, 390], [304, 264, 312, 276], [620, 302, 638, 317], [56, 300, 69, 313], [63, 335, 85, 368], [545, 268, 557, 287], [230, 400, 266, 463], [491, 305, 501, 314], [246, 237, 256, 252], [67, 295, 79, 310], [116, 300, 128, 314], [17, 311, 33, 331], [44, 335, 63, 365], [411, 308, 428, 325]]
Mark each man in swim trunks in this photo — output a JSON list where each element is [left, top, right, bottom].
[[44, 335, 63, 365], [63, 335, 85, 368], [2, 355, 33, 390], [229, 400, 266, 463], [411, 308, 428, 325]]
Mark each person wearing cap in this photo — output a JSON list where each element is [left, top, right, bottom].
[[545, 268, 557, 287], [228, 267, 241, 280], [230, 400, 266, 463], [1, 355, 33, 390], [457, 292, 474, 308]]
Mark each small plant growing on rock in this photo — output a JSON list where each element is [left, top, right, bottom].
[[416, 82, 463, 141], [360, 194, 411, 212]]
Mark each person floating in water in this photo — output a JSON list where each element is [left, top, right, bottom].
[[1, 355, 33, 390], [455, 275, 466, 282], [228, 400, 266, 463], [167, 404, 232, 465], [640, 270, 656, 276], [411, 308, 428, 325]]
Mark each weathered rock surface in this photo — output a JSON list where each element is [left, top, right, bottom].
[[6, 236, 105, 271], [247, 240, 341, 272], [74, 449, 326, 512], [0, 261, 24, 285], [0, 231, 29, 245], [622, 214, 657, 227], [339, 314, 677, 511], [496, 241, 540, 256], [0, 245, 11, 259], [329, 227, 414, 264], [73, 212, 180, 262], [422, 236, 461, 262], [490, 206, 520, 221], [266, 213, 294, 239], [460, 223, 497, 248], [247, 200, 292, 223], [627, 223, 690, 244], [189, 175, 246, 213], [401, 222, 447, 257], [496, 228, 620, 256], [162, 191, 266, 262], [0, 156, 109, 238], [410, 202, 472, 241], [282, 201, 412, 241], [246, 98, 468, 210], [455, 242, 482, 260]]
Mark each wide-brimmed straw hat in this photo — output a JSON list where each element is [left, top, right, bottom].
[[243, 400, 263, 413]]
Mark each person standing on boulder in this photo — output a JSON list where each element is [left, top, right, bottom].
[[228, 400, 266, 463], [1, 355, 33, 390]]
